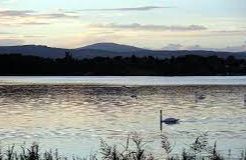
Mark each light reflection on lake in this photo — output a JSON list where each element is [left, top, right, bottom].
[[0, 78, 246, 157]]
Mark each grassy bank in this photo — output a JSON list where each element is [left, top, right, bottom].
[[0, 133, 245, 160]]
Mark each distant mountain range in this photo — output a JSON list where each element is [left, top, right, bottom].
[[0, 43, 245, 59]]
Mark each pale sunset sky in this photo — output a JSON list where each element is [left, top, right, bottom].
[[0, 0, 245, 51]]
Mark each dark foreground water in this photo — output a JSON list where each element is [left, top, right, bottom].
[[0, 76, 246, 158]]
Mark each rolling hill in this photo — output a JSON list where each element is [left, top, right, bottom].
[[77, 42, 145, 53], [0, 43, 245, 59]]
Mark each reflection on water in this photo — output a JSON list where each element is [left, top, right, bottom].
[[0, 85, 246, 156]]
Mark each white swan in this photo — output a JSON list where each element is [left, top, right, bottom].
[[162, 118, 180, 124], [160, 110, 180, 125], [195, 92, 206, 100]]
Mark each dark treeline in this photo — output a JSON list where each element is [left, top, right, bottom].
[[0, 53, 246, 76]]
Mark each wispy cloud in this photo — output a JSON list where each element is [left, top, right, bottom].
[[0, 10, 35, 17], [36, 13, 79, 19], [0, 31, 13, 35], [0, 9, 79, 27], [0, 9, 79, 19], [162, 41, 246, 52], [211, 30, 246, 36], [19, 22, 51, 25], [80, 6, 171, 12], [0, 38, 24, 46], [90, 23, 207, 31], [0, 0, 18, 4]]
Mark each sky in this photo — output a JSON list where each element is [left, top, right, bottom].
[[0, 0, 245, 51]]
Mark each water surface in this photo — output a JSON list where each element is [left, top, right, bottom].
[[1, 76, 246, 85], [0, 76, 246, 158]]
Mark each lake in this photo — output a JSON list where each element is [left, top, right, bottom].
[[0, 76, 246, 158]]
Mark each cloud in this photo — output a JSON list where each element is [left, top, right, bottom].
[[0, 10, 35, 17], [19, 22, 51, 25], [0, 21, 51, 26], [222, 43, 246, 52], [36, 13, 79, 19], [0, 39, 24, 46], [185, 41, 246, 52], [0, 0, 18, 4], [0, 9, 79, 19], [80, 6, 171, 12], [162, 42, 246, 52], [0, 31, 13, 35], [162, 44, 183, 50], [90, 23, 207, 31], [23, 35, 45, 38], [211, 30, 246, 36], [0, 9, 80, 27], [185, 45, 207, 50]]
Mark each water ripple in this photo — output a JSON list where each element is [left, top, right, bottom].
[[0, 85, 246, 155]]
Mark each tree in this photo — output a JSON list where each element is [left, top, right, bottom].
[[64, 51, 73, 61]]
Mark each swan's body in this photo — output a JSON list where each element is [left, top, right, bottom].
[[195, 93, 206, 100], [162, 118, 180, 124], [160, 110, 180, 127], [197, 95, 206, 100]]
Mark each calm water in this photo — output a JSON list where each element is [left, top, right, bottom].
[[0, 76, 246, 158]]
